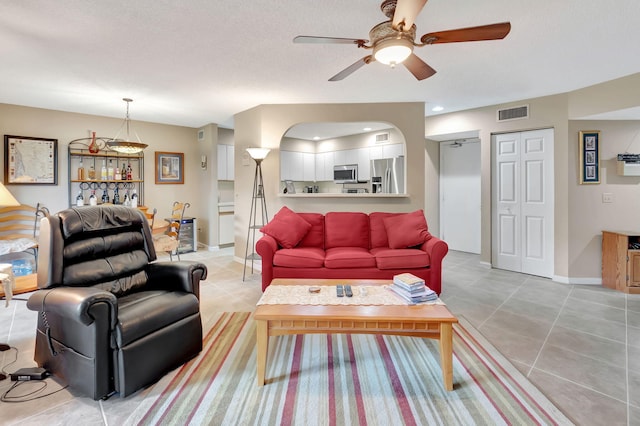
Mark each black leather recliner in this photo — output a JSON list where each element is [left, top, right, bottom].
[[27, 205, 207, 400]]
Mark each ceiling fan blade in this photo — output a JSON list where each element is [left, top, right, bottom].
[[392, 0, 428, 31], [420, 22, 511, 44], [403, 53, 436, 80], [294, 36, 368, 45], [329, 56, 373, 81]]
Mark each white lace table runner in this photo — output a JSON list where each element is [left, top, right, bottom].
[[256, 285, 444, 306]]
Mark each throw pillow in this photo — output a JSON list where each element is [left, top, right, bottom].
[[383, 209, 431, 249], [260, 206, 311, 248]]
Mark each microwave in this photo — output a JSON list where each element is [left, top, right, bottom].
[[333, 164, 358, 183]]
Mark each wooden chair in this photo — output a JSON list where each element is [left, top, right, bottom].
[[168, 202, 190, 261], [0, 203, 49, 270]]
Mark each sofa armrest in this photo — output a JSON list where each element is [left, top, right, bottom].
[[421, 236, 449, 294], [27, 287, 118, 328], [256, 235, 278, 291], [146, 261, 207, 299]]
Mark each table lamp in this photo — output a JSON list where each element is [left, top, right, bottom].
[[0, 181, 19, 380]]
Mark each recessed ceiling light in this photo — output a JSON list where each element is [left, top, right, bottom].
[[313, 136, 320, 140], [363, 127, 372, 131], [432, 106, 444, 112]]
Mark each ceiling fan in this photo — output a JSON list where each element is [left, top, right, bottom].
[[294, 0, 511, 81]]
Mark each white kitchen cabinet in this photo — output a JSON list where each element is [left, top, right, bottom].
[[369, 146, 383, 160], [382, 143, 404, 158], [217, 145, 234, 180], [281, 151, 304, 181], [357, 147, 371, 181], [303, 152, 315, 181]]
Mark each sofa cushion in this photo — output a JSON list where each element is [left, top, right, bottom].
[[325, 212, 369, 249], [371, 247, 430, 270], [273, 247, 325, 268], [324, 247, 376, 269], [383, 210, 432, 249], [370, 212, 402, 248], [297, 213, 325, 248], [260, 206, 311, 249]]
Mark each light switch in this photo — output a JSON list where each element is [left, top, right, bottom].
[[602, 193, 614, 203]]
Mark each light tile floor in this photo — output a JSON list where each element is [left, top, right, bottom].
[[0, 248, 636, 425]]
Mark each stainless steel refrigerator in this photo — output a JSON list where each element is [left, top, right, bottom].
[[370, 156, 404, 194]]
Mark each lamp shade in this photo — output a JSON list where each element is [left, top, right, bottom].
[[0, 182, 19, 207], [108, 98, 147, 154], [106, 140, 148, 154], [373, 38, 413, 65], [246, 148, 270, 161]]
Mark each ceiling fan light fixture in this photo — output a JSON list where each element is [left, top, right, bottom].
[[106, 98, 148, 154], [373, 37, 413, 66]]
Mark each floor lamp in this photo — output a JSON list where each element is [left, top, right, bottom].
[[243, 148, 270, 281], [0, 182, 20, 380]]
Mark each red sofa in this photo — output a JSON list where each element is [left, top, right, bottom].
[[255, 208, 448, 294]]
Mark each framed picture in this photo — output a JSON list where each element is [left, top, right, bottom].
[[579, 131, 600, 184], [284, 180, 296, 194], [4, 135, 58, 185], [155, 151, 184, 184]]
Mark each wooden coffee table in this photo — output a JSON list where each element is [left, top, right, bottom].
[[253, 278, 458, 391]]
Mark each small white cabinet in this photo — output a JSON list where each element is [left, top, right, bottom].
[[382, 143, 404, 158], [217, 145, 234, 181]]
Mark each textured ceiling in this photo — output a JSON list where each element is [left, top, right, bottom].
[[1, 0, 639, 131]]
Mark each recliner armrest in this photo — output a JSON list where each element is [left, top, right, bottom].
[[26, 287, 118, 328], [146, 261, 207, 299]]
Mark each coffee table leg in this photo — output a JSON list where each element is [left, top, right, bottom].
[[256, 319, 268, 386], [439, 322, 454, 391]]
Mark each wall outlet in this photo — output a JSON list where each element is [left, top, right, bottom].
[[602, 193, 614, 203]]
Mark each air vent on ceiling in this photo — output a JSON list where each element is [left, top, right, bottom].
[[497, 105, 529, 122], [374, 132, 390, 144]]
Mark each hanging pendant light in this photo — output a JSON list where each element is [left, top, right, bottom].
[[106, 98, 148, 154]]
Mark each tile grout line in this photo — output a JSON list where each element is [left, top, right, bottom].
[[525, 283, 574, 378], [626, 293, 630, 426], [476, 273, 526, 330]]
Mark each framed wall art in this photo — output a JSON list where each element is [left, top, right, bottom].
[[579, 130, 600, 184], [155, 151, 184, 184], [4, 135, 58, 185]]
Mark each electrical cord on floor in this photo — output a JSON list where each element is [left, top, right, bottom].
[[0, 346, 18, 378], [0, 345, 67, 402], [1, 380, 68, 402]]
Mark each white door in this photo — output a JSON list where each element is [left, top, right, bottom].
[[440, 140, 481, 254], [492, 129, 554, 278]]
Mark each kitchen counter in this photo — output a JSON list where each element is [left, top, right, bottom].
[[279, 193, 409, 198]]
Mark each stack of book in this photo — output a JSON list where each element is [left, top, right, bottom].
[[389, 273, 438, 304]]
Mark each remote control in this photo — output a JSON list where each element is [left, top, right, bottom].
[[344, 285, 353, 297], [336, 285, 344, 297]]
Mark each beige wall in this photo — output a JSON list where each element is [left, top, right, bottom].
[[424, 72, 640, 283], [568, 120, 640, 281], [233, 102, 426, 260], [0, 103, 218, 246], [424, 94, 571, 279]]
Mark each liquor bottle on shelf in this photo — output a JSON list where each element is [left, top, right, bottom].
[[113, 187, 120, 204], [126, 163, 133, 180], [130, 189, 138, 208], [77, 158, 85, 180], [88, 164, 96, 180], [121, 163, 127, 180], [115, 164, 121, 180], [89, 190, 97, 206], [76, 190, 84, 207], [101, 160, 107, 180], [101, 189, 110, 204], [107, 159, 114, 180], [122, 190, 130, 207]]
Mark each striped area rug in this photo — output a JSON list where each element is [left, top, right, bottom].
[[127, 312, 573, 426]]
